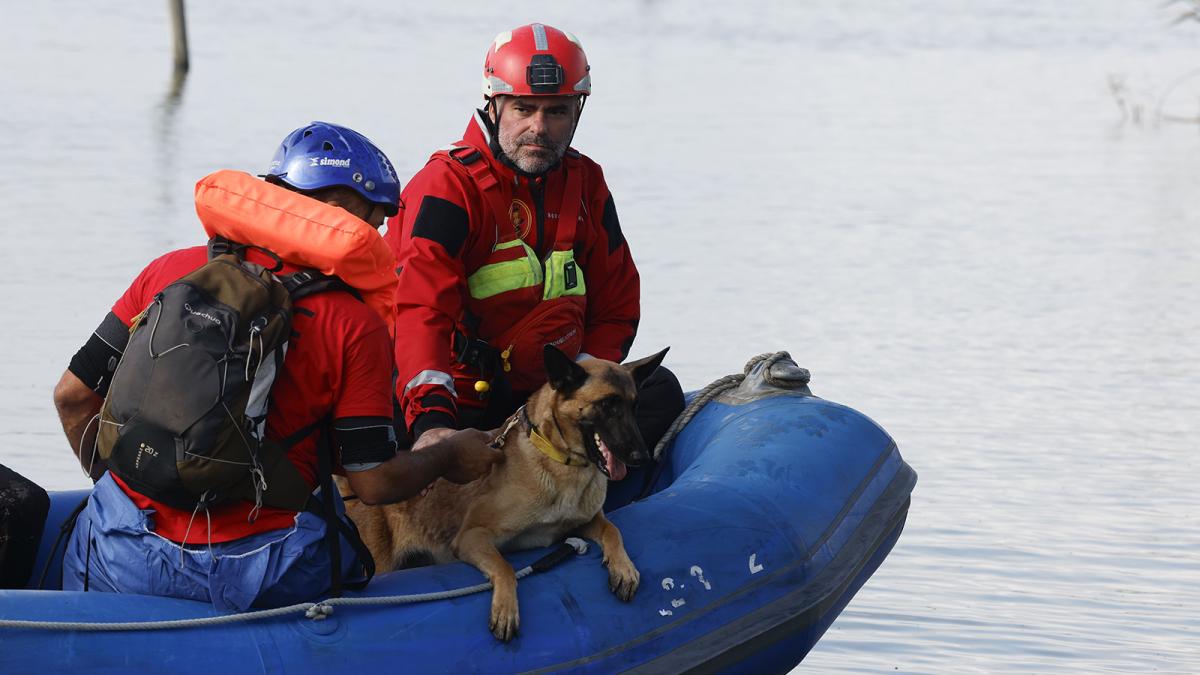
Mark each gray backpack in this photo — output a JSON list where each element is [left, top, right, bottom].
[[97, 243, 345, 513]]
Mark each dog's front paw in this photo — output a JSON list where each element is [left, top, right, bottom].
[[606, 555, 640, 602], [489, 590, 520, 642]]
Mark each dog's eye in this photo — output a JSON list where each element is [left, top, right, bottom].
[[598, 395, 626, 413]]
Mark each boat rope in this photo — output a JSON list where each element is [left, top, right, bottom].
[[651, 351, 809, 462], [0, 538, 589, 632]]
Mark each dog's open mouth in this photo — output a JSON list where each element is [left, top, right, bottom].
[[585, 430, 627, 481]]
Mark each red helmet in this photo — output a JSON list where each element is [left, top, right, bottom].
[[482, 23, 591, 100]]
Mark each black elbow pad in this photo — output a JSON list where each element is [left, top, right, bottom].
[[335, 417, 399, 470], [67, 312, 128, 396]]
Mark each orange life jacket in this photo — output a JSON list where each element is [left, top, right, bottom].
[[193, 170, 397, 334]]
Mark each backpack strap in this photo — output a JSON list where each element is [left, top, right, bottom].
[[553, 154, 583, 250], [238, 418, 376, 595], [307, 422, 375, 595], [282, 270, 365, 304], [227, 420, 322, 511], [226, 410, 375, 596], [35, 494, 90, 590], [446, 145, 498, 192], [222, 254, 374, 593], [441, 146, 517, 242], [207, 235, 288, 272]]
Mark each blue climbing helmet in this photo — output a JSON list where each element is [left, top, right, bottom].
[[265, 121, 401, 216]]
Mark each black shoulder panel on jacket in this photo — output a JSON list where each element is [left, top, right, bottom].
[[602, 194, 625, 254], [412, 196, 470, 258]]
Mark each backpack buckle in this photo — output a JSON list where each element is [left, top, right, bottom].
[[448, 146, 482, 166], [207, 236, 238, 260], [284, 270, 318, 292]]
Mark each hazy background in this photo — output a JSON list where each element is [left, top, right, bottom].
[[2, 2, 1198, 671]]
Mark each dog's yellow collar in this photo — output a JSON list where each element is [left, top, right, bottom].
[[517, 405, 590, 468], [528, 427, 579, 465]]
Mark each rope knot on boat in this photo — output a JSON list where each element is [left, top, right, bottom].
[[305, 603, 334, 621], [651, 351, 810, 461]]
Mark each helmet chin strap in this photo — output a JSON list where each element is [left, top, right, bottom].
[[573, 96, 586, 142], [485, 96, 585, 178]]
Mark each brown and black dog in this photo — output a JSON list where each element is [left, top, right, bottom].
[[344, 345, 668, 641]]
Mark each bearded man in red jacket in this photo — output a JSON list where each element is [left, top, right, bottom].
[[388, 23, 683, 454]]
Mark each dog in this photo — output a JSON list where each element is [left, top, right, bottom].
[[344, 344, 669, 642]]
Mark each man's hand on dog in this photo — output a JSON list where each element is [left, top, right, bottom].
[[412, 426, 456, 452], [438, 427, 504, 484]]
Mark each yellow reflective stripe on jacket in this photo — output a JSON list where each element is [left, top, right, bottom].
[[543, 250, 586, 300], [494, 239, 525, 252], [467, 239, 543, 300]]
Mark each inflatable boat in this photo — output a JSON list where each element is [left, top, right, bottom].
[[0, 354, 916, 673]]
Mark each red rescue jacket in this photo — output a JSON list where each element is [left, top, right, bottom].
[[387, 112, 640, 435]]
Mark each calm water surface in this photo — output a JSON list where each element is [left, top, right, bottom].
[[2, 2, 1197, 672]]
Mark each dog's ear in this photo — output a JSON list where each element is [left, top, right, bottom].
[[624, 347, 669, 389], [543, 344, 589, 395]]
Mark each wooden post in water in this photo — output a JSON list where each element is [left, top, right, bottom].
[[169, 0, 189, 74]]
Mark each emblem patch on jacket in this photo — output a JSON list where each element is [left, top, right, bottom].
[[509, 199, 533, 239]]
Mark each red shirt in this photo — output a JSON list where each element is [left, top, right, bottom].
[[109, 246, 392, 543]]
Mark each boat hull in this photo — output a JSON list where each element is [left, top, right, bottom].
[[3, 389, 915, 673]]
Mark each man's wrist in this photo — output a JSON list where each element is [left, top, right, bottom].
[[425, 441, 454, 477]]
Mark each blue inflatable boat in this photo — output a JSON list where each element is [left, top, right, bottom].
[[0, 354, 916, 673]]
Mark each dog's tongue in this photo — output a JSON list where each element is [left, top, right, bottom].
[[599, 439, 627, 481]]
